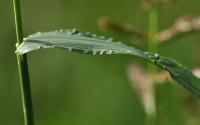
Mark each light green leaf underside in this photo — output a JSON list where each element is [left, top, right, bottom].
[[16, 29, 200, 99]]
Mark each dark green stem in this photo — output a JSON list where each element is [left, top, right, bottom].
[[13, 0, 34, 125]]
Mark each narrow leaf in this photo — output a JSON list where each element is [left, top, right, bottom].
[[16, 29, 200, 99]]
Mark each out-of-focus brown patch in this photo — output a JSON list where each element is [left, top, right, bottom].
[[193, 68, 200, 78], [157, 16, 200, 43], [98, 17, 147, 38], [127, 62, 155, 116]]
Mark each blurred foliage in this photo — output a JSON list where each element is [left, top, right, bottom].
[[0, 0, 200, 125]]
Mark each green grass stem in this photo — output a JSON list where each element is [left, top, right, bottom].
[[13, 0, 34, 125], [146, 0, 159, 125]]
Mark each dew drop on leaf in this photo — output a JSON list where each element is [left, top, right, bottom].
[[93, 51, 97, 55]]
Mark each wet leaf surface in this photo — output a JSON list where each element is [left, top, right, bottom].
[[16, 29, 200, 99]]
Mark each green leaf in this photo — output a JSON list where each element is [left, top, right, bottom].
[[16, 29, 200, 99]]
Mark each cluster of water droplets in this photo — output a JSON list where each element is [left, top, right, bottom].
[[143, 52, 171, 69], [91, 49, 115, 55], [30, 29, 128, 48], [144, 52, 159, 61], [24, 28, 134, 56], [64, 46, 115, 55], [56, 29, 116, 42]]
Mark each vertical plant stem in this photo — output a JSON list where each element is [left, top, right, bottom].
[[146, 0, 159, 125], [13, 0, 34, 125], [148, 4, 158, 53]]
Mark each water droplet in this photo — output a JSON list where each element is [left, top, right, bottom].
[[36, 46, 41, 50], [86, 32, 90, 35], [36, 32, 41, 35], [15, 43, 19, 48], [68, 47, 72, 51], [92, 34, 96, 37], [106, 50, 113, 54], [59, 29, 64, 32], [93, 51, 97, 55], [147, 54, 153, 58], [77, 32, 83, 35], [72, 29, 79, 34], [146, 52, 160, 60], [117, 41, 122, 44], [99, 50, 104, 55], [107, 38, 113, 41], [154, 53, 159, 59], [100, 36, 105, 39]]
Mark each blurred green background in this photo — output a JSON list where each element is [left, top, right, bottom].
[[1, 0, 200, 125]]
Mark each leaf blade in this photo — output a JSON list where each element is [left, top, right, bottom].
[[16, 29, 200, 99]]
